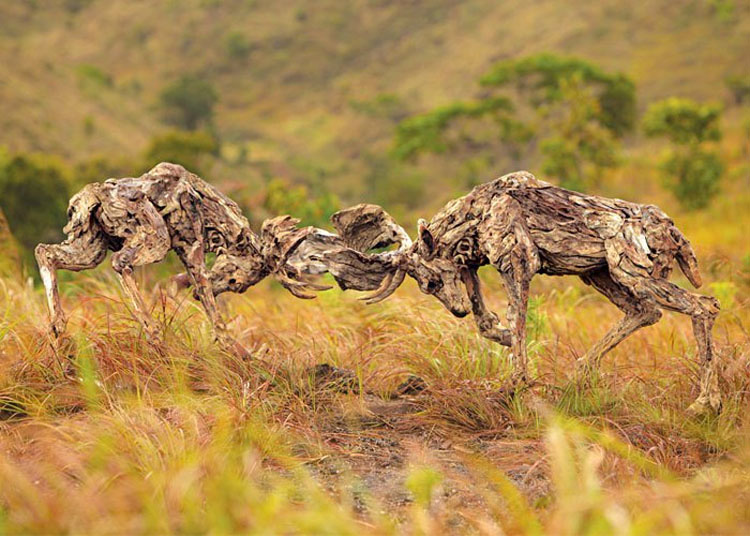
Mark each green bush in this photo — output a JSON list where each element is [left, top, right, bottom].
[[225, 31, 252, 60], [642, 98, 722, 144], [661, 149, 723, 210], [725, 74, 750, 105], [158, 75, 218, 130], [263, 179, 339, 228], [73, 155, 138, 190], [142, 130, 218, 177], [643, 98, 724, 209], [75, 64, 113, 88], [363, 155, 426, 211], [0, 152, 70, 255]]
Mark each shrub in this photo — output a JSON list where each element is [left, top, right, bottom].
[[75, 63, 113, 88], [661, 149, 723, 210], [263, 179, 339, 228], [225, 31, 252, 60], [0, 152, 70, 255], [725, 74, 750, 105], [158, 75, 218, 130], [142, 130, 218, 177], [643, 98, 722, 145], [643, 98, 724, 209], [73, 155, 138, 190]]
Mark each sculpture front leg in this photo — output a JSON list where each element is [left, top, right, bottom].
[[460, 267, 511, 346], [35, 235, 107, 341]]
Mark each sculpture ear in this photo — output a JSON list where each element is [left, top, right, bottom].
[[417, 219, 435, 257]]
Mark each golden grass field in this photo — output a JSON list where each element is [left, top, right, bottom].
[[0, 161, 748, 534]]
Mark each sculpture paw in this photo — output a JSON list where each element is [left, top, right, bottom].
[[50, 316, 68, 340], [485, 326, 512, 346], [215, 331, 253, 360], [687, 394, 722, 417]]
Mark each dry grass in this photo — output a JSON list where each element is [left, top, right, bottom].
[[0, 231, 748, 534]]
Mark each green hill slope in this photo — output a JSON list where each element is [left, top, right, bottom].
[[1, 0, 748, 201]]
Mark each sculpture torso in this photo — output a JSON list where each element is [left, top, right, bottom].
[[68, 163, 259, 257], [424, 171, 680, 279]]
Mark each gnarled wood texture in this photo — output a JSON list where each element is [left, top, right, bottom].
[[310, 171, 721, 414], [36, 162, 325, 346]]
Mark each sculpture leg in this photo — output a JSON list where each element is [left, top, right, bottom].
[[35, 233, 107, 338], [628, 278, 721, 414], [479, 194, 541, 384], [576, 269, 662, 375], [110, 202, 171, 342], [460, 267, 511, 346], [175, 243, 228, 343], [499, 269, 532, 385], [112, 247, 168, 342]]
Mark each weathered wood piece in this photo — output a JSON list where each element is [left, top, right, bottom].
[[310, 171, 721, 415], [36, 162, 328, 346]]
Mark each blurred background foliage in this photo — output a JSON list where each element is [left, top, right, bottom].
[[0, 0, 748, 269]]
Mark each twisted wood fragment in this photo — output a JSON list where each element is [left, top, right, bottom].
[[36, 162, 327, 347], [305, 171, 721, 414]]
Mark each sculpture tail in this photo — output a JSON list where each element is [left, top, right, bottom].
[[672, 227, 702, 288]]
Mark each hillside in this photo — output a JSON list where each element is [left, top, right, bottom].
[[1, 0, 749, 204]]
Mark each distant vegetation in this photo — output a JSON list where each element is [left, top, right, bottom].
[[0, 151, 69, 258], [158, 75, 218, 131], [643, 98, 724, 209], [394, 53, 635, 191]]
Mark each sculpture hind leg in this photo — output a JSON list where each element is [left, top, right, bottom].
[[110, 203, 171, 342], [608, 263, 722, 413], [576, 268, 662, 375], [632, 278, 721, 414], [174, 242, 228, 343], [35, 232, 108, 339]]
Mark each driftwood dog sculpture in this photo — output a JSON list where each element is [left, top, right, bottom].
[[301, 171, 721, 414], [36, 162, 326, 345]]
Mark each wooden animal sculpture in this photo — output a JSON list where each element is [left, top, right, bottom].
[[35, 162, 327, 345], [303, 171, 721, 414]]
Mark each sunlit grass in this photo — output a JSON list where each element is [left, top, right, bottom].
[[0, 238, 748, 534]]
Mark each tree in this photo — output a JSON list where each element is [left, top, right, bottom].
[[0, 153, 70, 256], [142, 130, 218, 177], [158, 75, 218, 130], [643, 98, 723, 210], [72, 155, 138, 191], [393, 53, 634, 189], [263, 179, 339, 228], [479, 53, 636, 136], [725, 75, 750, 106]]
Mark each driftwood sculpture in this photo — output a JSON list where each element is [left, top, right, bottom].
[[35, 163, 326, 345], [301, 171, 721, 414]]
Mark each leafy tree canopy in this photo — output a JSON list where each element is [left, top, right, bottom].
[[0, 152, 70, 254], [480, 52, 636, 136], [393, 96, 521, 161], [643, 98, 724, 210], [158, 75, 218, 131], [142, 130, 219, 177], [642, 98, 722, 145], [392, 53, 633, 189]]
